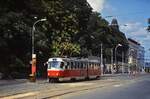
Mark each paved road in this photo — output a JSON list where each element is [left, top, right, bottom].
[[57, 75, 150, 99], [0, 74, 148, 99]]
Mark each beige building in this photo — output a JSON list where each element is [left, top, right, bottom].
[[128, 38, 145, 72]]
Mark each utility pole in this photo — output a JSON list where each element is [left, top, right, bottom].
[[101, 43, 104, 75], [30, 18, 47, 82], [111, 48, 114, 74], [122, 51, 124, 74]]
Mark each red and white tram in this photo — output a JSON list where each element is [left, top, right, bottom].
[[47, 57, 101, 82]]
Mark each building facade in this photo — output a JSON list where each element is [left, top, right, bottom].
[[128, 38, 145, 72]]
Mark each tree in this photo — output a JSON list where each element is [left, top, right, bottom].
[[0, 11, 32, 77], [0, 0, 92, 78], [75, 12, 109, 57], [76, 12, 128, 64], [43, 0, 92, 57], [0, 0, 129, 78], [0, 0, 50, 78]]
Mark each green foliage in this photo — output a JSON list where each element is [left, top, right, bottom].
[[44, 0, 92, 57], [0, 0, 49, 77], [0, 0, 129, 78], [76, 11, 128, 61], [60, 42, 80, 57], [9, 56, 25, 67]]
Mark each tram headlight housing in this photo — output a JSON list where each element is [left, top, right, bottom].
[[56, 73, 59, 76], [48, 72, 50, 76]]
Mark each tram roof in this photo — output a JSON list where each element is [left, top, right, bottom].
[[48, 57, 100, 63]]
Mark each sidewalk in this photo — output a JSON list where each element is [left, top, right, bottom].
[[102, 73, 127, 77], [0, 74, 123, 86], [103, 72, 148, 77], [102, 73, 128, 78], [102, 72, 149, 80], [0, 79, 28, 86]]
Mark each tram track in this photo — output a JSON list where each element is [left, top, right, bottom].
[[1, 74, 147, 99], [0, 80, 120, 99]]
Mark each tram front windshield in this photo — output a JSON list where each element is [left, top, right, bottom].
[[48, 61, 64, 69]]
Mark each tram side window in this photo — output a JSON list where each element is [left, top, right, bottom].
[[88, 63, 90, 69], [98, 63, 100, 68], [82, 62, 84, 69], [71, 62, 73, 69], [81, 62, 83, 69], [64, 62, 68, 70], [97, 63, 99, 69], [95, 63, 97, 69], [60, 62, 64, 69], [83, 63, 86, 69], [65, 62, 70, 70], [83, 62, 85, 69], [78, 62, 80, 69], [87, 63, 89, 69], [97, 63, 100, 69], [73, 62, 75, 69], [75, 62, 77, 69], [92, 63, 94, 69], [90, 63, 92, 69], [77, 62, 80, 69], [94, 63, 96, 69], [83, 62, 86, 69]]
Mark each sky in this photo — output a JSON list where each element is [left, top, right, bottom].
[[87, 0, 150, 59]]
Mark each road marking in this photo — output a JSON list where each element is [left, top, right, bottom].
[[1, 92, 38, 99], [113, 84, 122, 87], [60, 83, 94, 87]]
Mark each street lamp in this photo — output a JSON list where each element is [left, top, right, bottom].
[[31, 18, 47, 82], [90, 35, 104, 75], [100, 43, 104, 75], [32, 18, 47, 55], [114, 44, 122, 73], [111, 48, 114, 74]]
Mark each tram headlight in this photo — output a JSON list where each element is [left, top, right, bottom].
[[56, 73, 59, 76]]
